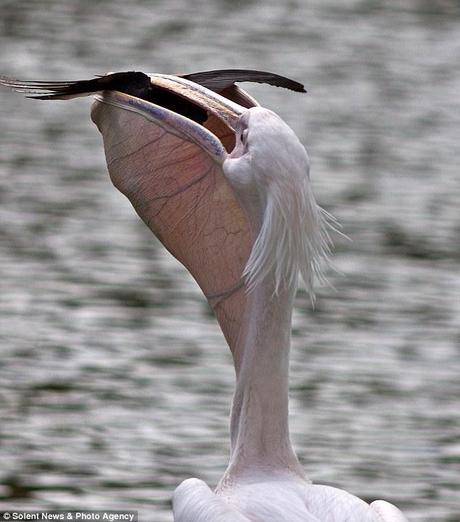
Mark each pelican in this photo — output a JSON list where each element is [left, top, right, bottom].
[[1, 70, 408, 521]]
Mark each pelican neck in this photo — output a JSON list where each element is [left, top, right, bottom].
[[221, 279, 305, 482]]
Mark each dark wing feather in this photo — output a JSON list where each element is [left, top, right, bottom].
[[182, 69, 306, 93], [0, 72, 151, 100], [0, 76, 103, 99]]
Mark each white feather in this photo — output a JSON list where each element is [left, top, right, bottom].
[[224, 107, 334, 299], [243, 176, 333, 299]]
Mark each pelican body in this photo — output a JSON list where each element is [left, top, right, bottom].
[[0, 70, 408, 521]]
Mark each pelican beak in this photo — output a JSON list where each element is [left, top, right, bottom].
[[92, 73, 252, 160], [149, 74, 246, 130]]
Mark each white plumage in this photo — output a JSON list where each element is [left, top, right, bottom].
[[173, 106, 408, 521]]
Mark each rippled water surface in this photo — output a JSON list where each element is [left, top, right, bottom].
[[1, 1, 460, 521]]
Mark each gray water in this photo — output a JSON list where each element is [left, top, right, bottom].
[[1, 1, 460, 521]]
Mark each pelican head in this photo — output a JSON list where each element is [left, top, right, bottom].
[[224, 107, 332, 296]]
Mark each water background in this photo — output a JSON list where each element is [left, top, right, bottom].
[[1, 1, 460, 520]]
